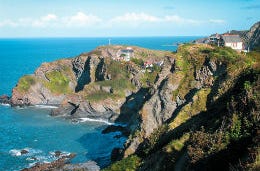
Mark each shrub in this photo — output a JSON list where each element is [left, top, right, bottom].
[[227, 113, 242, 141]]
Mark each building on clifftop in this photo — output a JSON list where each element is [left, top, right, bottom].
[[221, 34, 244, 52]]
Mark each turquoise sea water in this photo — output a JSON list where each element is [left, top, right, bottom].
[[0, 37, 200, 170]]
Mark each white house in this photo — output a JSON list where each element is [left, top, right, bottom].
[[117, 47, 134, 61], [221, 34, 243, 52]]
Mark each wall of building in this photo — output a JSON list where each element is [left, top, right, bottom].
[[225, 42, 243, 51]]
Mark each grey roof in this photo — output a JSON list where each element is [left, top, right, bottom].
[[221, 35, 242, 43]]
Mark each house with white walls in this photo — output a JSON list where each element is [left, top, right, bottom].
[[221, 34, 243, 52]]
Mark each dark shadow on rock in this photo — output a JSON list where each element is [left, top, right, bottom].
[[75, 56, 91, 92], [95, 57, 106, 81], [115, 87, 152, 124], [102, 125, 130, 137]]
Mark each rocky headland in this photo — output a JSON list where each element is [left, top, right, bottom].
[[7, 22, 260, 170]]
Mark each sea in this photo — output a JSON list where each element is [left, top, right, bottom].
[[0, 36, 200, 170]]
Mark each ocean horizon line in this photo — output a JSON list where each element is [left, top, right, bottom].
[[0, 35, 205, 39]]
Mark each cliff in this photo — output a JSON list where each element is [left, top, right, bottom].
[[11, 42, 260, 170], [11, 45, 172, 121], [102, 44, 259, 171], [7, 20, 260, 171]]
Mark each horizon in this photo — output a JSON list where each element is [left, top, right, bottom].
[[0, 35, 204, 39], [0, 0, 259, 38]]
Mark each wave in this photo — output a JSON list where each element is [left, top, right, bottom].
[[10, 148, 72, 169], [33, 105, 59, 109], [9, 149, 22, 156], [9, 148, 42, 157], [0, 103, 10, 107], [78, 117, 113, 125]]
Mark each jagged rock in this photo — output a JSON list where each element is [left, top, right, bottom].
[[0, 95, 10, 104], [63, 161, 100, 171], [22, 153, 76, 171], [21, 149, 29, 155]]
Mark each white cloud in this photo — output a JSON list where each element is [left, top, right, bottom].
[[64, 12, 102, 27], [110, 12, 160, 23], [41, 14, 57, 22], [209, 19, 226, 24], [0, 12, 101, 28], [0, 19, 18, 27], [0, 12, 226, 29], [164, 15, 202, 24]]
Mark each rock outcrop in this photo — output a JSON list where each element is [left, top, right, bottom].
[[10, 45, 171, 122]]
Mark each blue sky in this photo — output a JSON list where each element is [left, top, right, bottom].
[[0, 0, 259, 37]]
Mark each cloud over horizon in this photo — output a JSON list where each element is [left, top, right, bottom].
[[0, 12, 226, 29]]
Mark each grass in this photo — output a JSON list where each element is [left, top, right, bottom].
[[17, 75, 36, 92], [140, 70, 158, 87], [165, 133, 190, 153], [130, 57, 144, 66], [102, 155, 142, 171], [86, 90, 117, 102], [170, 89, 210, 129], [44, 70, 71, 94], [85, 78, 135, 102], [107, 60, 129, 80]]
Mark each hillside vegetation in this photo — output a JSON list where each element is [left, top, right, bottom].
[[103, 44, 259, 171]]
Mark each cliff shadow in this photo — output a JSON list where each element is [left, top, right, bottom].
[[115, 87, 151, 124], [75, 56, 91, 92]]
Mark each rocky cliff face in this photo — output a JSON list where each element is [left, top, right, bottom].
[[246, 21, 260, 49], [11, 43, 259, 171], [103, 44, 259, 171], [11, 45, 170, 121]]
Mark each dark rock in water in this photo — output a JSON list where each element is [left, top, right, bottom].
[[111, 148, 124, 162], [102, 125, 130, 137], [54, 150, 62, 157], [21, 149, 29, 155], [22, 153, 76, 171], [0, 95, 10, 104]]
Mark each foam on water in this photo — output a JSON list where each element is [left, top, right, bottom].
[[0, 103, 10, 106], [78, 118, 113, 125], [33, 105, 59, 109]]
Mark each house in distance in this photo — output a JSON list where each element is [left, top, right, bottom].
[[195, 33, 244, 52]]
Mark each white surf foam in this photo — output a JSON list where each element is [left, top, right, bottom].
[[0, 103, 10, 107], [9, 148, 42, 157], [34, 105, 58, 109], [9, 149, 22, 156], [78, 117, 113, 125]]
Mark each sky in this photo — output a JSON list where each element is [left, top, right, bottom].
[[0, 0, 259, 37]]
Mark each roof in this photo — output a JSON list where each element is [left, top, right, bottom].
[[121, 49, 134, 53], [221, 34, 242, 43]]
